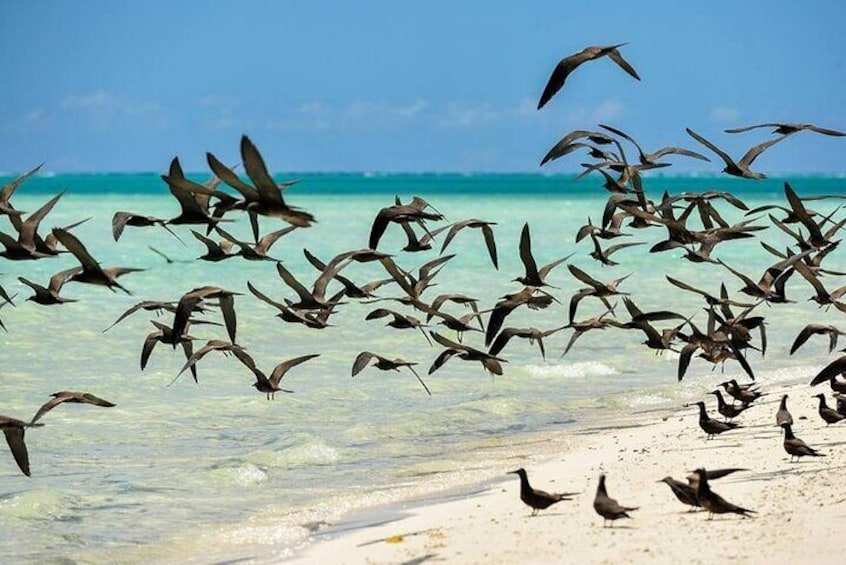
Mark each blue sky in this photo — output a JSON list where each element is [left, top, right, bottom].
[[2, 1, 844, 173]]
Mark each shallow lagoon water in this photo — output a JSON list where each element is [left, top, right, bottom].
[[0, 172, 843, 562]]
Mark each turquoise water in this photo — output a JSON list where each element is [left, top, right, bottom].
[[1, 172, 844, 562]]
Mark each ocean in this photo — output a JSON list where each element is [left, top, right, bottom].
[[1, 171, 844, 563]]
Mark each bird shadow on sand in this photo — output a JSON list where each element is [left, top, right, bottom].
[[742, 462, 846, 482]]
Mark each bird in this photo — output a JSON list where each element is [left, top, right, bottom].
[[789, 324, 846, 355], [567, 264, 630, 323], [208, 135, 316, 228], [1, 414, 43, 477], [691, 468, 755, 519], [537, 44, 640, 109], [709, 390, 750, 421], [781, 424, 824, 462], [484, 286, 556, 346], [658, 468, 747, 511], [51, 228, 144, 294], [368, 197, 443, 250], [691, 401, 742, 439], [171, 286, 241, 346], [0, 162, 42, 216], [685, 128, 790, 179], [233, 350, 320, 399], [776, 394, 793, 427], [426, 218, 499, 269], [515, 223, 572, 287], [560, 308, 620, 357], [593, 473, 637, 527], [365, 308, 432, 346], [487, 326, 566, 360], [17, 269, 80, 305], [724, 122, 845, 137], [508, 468, 578, 516], [0, 191, 66, 260], [30, 391, 115, 424], [352, 351, 431, 395], [173, 339, 247, 384], [102, 300, 179, 332], [111, 211, 184, 244], [813, 393, 845, 425], [429, 331, 507, 376], [809, 355, 846, 387]]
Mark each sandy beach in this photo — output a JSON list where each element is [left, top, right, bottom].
[[292, 378, 844, 564]]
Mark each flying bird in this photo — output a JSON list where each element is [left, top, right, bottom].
[[538, 44, 640, 109], [30, 391, 115, 425]]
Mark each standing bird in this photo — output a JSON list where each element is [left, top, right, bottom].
[[813, 393, 845, 425], [776, 394, 793, 427], [691, 401, 742, 439], [538, 44, 640, 109], [691, 468, 755, 519], [781, 424, 824, 462], [30, 391, 115, 424], [593, 473, 638, 527], [508, 468, 578, 516], [658, 468, 747, 511], [352, 351, 431, 395]]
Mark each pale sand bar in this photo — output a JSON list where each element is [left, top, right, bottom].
[[292, 379, 844, 564]]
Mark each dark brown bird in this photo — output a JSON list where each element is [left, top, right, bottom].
[[508, 468, 578, 516], [0, 162, 42, 216], [1, 414, 42, 477], [208, 135, 316, 227], [428, 218, 499, 269], [171, 286, 240, 346], [515, 223, 572, 287], [365, 308, 432, 346], [30, 391, 115, 425], [560, 308, 620, 357], [776, 394, 793, 427], [112, 211, 184, 244], [809, 355, 846, 387], [352, 351, 431, 395], [51, 228, 144, 294], [598, 123, 710, 167], [658, 468, 747, 511], [368, 198, 443, 251], [781, 424, 824, 462], [17, 269, 80, 305], [685, 128, 789, 179], [234, 349, 320, 399], [709, 390, 750, 421], [724, 122, 845, 137], [191, 230, 237, 262], [691, 468, 755, 519], [429, 331, 506, 376], [567, 264, 630, 323], [214, 225, 297, 261], [247, 281, 337, 330], [691, 401, 742, 439], [593, 473, 637, 527], [814, 393, 845, 425], [789, 324, 846, 355], [485, 286, 556, 346], [537, 44, 640, 109], [173, 339, 247, 384], [488, 326, 566, 360], [0, 191, 66, 260], [102, 300, 179, 332]]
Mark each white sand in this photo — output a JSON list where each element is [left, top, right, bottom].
[[291, 380, 844, 564]]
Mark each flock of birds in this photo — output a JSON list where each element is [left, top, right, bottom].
[[1, 43, 845, 544]]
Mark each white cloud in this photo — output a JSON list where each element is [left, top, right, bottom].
[[62, 92, 110, 109], [710, 106, 741, 122], [437, 102, 500, 127], [199, 94, 240, 108]]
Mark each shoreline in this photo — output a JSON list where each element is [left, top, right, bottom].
[[287, 377, 843, 564]]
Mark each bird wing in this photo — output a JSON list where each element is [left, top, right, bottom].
[[275, 262, 316, 305], [206, 151, 260, 201], [19, 191, 65, 249], [428, 348, 459, 375], [51, 228, 102, 273], [2, 427, 30, 476], [685, 128, 737, 170], [810, 355, 846, 386], [518, 223, 540, 282], [269, 354, 320, 385], [607, 48, 640, 80], [351, 351, 376, 376], [737, 134, 790, 169]]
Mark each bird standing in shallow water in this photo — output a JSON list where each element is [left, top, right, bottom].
[[508, 468, 578, 516]]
